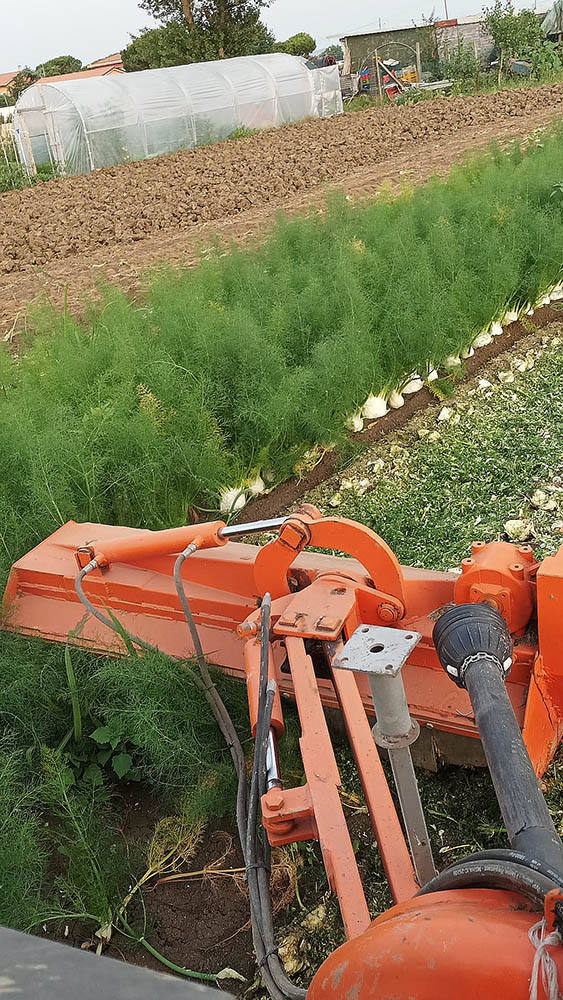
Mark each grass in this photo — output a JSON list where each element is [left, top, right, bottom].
[[307, 326, 563, 569], [0, 160, 59, 193], [1, 131, 563, 596]]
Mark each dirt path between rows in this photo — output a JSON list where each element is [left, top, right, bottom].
[[1, 96, 562, 335]]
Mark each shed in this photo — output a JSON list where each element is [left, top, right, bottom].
[[14, 54, 342, 176]]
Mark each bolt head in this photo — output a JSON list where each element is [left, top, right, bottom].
[[266, 788, 284, 811]]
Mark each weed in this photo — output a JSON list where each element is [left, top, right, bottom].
[[0, 739, 47, 930]]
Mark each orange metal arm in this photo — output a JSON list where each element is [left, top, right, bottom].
[[79, 521, 227, 568], [254, 513, 406, 608]]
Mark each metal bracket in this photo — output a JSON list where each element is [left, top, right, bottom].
[[333, 625, 422, 676]]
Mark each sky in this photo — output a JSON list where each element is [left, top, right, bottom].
[[0, 0, 543, 72]]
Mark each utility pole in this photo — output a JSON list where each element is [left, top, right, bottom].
[[443, 0, 449, 18]]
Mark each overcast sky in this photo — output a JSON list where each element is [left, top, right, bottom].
[[1, 0, 539, 71]]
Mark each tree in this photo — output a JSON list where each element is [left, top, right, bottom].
[[122, 14, 273, 69], [122, 23, 194, 70], [483, 0, 543, 80], [7, 68, 37, 103], [139, 0, 274, 59], [35, 55, 83, 78], [274, 32, 316, 57], [320, 44, 343, 62]]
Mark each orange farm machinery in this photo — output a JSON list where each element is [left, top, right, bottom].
[[4, 503, 563, 999]]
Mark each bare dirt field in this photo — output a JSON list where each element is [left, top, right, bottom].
[[2, 83, 563, 332]]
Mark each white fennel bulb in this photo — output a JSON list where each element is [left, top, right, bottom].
[[346, 411, 365, 432], [402, 374, 424, 394], [502, 310, 518, 325], [491, 322, 503, 337], [362, 395, 388, 419], [388, 390, 404, 409], [473, 330, 493, 348], [461, 346, 474, 359], [248, 475, 266, 496], [219, 487, 247, 514], [426, 368, 439, 382]]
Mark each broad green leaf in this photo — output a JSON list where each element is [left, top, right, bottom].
[[90, 726, 111, 744], [112, 753, 133, 779]]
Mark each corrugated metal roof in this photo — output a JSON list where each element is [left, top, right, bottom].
[[338, 8, 552, 39]]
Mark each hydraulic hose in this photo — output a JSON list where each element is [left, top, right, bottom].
[[448, 849, 563, 890], [417, 858, 558, 910], [77, 555, 305, 998], [173, 552, 305, 1000]]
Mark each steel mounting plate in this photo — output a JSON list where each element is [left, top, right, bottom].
[[333, 625, 422, 677]]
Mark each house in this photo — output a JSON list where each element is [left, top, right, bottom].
[[86, 52, 124, 72], [338, 9, 552, 74], [0, 71, 18, 99], [35, 65, 124, 86]]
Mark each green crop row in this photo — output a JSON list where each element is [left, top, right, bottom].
[[1, 130, 563, 586]]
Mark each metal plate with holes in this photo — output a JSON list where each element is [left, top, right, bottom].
[[333, 625, 422, 677]]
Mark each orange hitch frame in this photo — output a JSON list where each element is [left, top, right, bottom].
[[4, 507, 563, 971]]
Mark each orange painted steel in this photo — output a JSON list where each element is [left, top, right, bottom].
[[78, 520, 227, 568], [243, 637, 284, 739], [254, 513, 406, 608], [4, 518, 563, 775], [307, 889, 563, 999], [4, 512, 563, 990], [276, 635, 371, 939], [454, 539, 538, 633], [329, 663, 418, 902]]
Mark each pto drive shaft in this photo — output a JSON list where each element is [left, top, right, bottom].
[[434, 603, 563, 873]]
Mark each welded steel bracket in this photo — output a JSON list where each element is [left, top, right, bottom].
[[333, 625, 422, 676], [333, 623, 435, 887]]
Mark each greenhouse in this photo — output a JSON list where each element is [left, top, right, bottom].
[[14, 54, 342, 176]]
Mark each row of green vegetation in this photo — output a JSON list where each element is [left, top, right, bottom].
[[2, 130, 563, 590], [2, 315, 563, 960]]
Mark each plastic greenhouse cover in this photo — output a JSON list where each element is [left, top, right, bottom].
[[542, 0, 563, 35], [15, 54, 342, 175]]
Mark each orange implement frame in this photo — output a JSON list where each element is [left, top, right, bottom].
[[5, 516, 562, 770], [4, 510, 563, 939]]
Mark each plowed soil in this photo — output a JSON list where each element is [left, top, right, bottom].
[[2, 83, 563, 332]]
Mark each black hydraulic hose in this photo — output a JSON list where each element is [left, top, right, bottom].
[[433, 604, 563, 874], [445, 848, 563, 890], [417, 858, 558, 910], [174, 556, 305, 1000], [77, 555, 305, 998], [246, 593, 272, 870], [245, 684, 286, 1000], [174, 546, 248, 850]]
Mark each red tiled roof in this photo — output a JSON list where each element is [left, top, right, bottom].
[[0, 71, 18, 88], [87, 52, 124, 69], [36, 66, 124, 85]]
